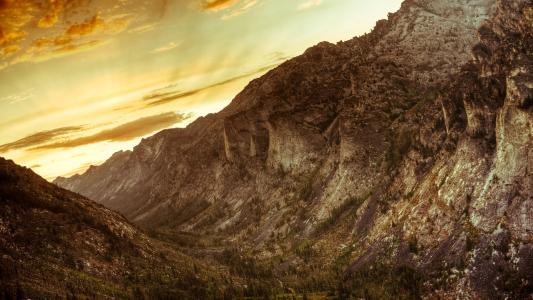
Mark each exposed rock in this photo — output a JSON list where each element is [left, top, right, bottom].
[[54, 0, 532, 298]]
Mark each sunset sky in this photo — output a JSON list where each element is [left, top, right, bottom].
[[0, 0, 401, 180]]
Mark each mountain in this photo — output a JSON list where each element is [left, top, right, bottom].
[[55, 0, 532, 298], [56, 0, 493, 229], [0, 157, 229, 299]]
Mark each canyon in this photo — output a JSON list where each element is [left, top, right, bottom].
[[2, 0, 531, 298]]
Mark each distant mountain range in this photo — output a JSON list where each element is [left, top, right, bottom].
[[2, 0, 531, 298]]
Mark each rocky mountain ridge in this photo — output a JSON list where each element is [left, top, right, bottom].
[[54, 0, 532, 298], [56, 0, 495, 228]]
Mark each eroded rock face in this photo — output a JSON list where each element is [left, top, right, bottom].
[[55, 0, 532, 298], [368, 1, 532, 298], [57, 0, 493, 227]]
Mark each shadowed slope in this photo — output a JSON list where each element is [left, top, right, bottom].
[[0, 157, 225, 299]]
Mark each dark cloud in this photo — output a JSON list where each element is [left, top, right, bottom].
[[142, 63, 280, 107], [0, 126, 85, 153], [33, 112, 191, 150], [143, 90, 204, 106]]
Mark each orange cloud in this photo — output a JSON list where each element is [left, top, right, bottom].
[[37, 0, 65, 28], [221, 0, 258, 19], [140, 63, 280, 107], [33, 112, 191, 150], [32, 35, 72, 48], [14, 38, 106, 65], [66, 15, 104, 36], [0, 28, 26, 47], [54, 40, 105, 55], [202, 0, 239, 11], [201, 0, 260, 19], [0, 1, 36, 55], [0, 0, 152, 69], [2, 44, 19, 56], [0, 126, 85, 153], [0, 111, 190, 153]]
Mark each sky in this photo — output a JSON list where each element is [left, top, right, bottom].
[[0, 0, 401, 181]]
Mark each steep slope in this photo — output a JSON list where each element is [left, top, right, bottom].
[[0, 157, 224, 299], [56, 0, 494, 230], [55, 0, 532, 298], [329, 1, 533, 298]]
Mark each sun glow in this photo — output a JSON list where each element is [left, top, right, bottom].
[[0, 0, 401, 180]]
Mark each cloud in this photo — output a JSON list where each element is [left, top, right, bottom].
[[0, 0, 155, 69], [2, 44, 19, 56], [201, 0, 259, 19], [6, 13, 131, 65], [298, 0, 322, 10], [37, 0, 65, 28], [129, 23, 157, 34], [0, 88, 34, 105], [12, 39, 108, 65], [0, 126, 85, 153], [152, 42, 180, 53], [66, 15, 105, 36], [221, 0, 258, 19], [202, 0, 239, 11], [53, 40, 106, 55], [33, 112, 191, 150], [265, 51, 291, 63], [141, 63, 280, 107]]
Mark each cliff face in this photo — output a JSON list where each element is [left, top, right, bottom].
[[0, 157, 222, 299], [344, 1, 532, 297], [56, 0, 494, 227], [55, 0, 532, 298]]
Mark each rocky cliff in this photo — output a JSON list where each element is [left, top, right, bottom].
[[56, 0, 494, 229], [55, 0, 532, 298]]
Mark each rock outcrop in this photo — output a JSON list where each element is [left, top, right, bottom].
[[55, 0, 532, 298]]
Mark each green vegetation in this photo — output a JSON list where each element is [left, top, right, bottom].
[[333, 244, 355, 275], [337, 263, 423, 299], [217, 248, 274, 279]]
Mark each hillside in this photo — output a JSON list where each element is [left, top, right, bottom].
[[54, 0, 532, 298], [0, 157, 227, 299]]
